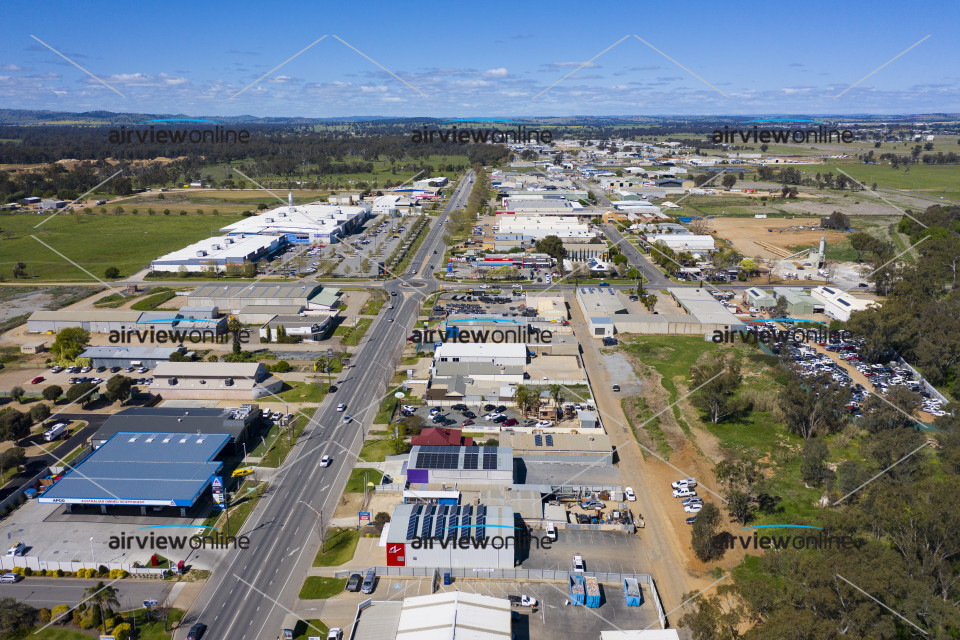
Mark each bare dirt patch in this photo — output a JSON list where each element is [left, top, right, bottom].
[[709, 216, 848, 260]]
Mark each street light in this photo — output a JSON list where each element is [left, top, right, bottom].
[[298, 499, 326, 553], [89, 536, 96, 567]]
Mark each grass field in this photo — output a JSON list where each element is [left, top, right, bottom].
[[359, 438, 396, 462], [820, 163, 960, 197], [260, 416, 309, 467], [202, 481, 268, 537], [276, 381, 329, 404], [299, 576, 346, 599], [345, 467, 383, 492], [293, 620, 329, 640], [312, 528, 361, 567], [0, 213, 245, 281]]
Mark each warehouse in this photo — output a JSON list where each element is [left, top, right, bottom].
[[433, 343, 527, 368], [745, 288, 776, 309], [385, 502, 516, 568], [218, 202, 370, 244], [499, 431, 614, 464], [38, 431, 229, 516], [258, 314, 335, 342], [27, 308, 228, 336], [149, 361, 283, 400], [28, 310, 143, 334], [668, 288, 748, 330], [150, 234, 284, 273], [186, 283, 339, 315], [646, 234, 715, 252], [79, 345, 185, 369], [405, 445, 514, 486], [351, 592, 511, 640], [496, 215, 595, 241], [576, 286, 628, 319], [90, 405, 259, 448], [811, 286, 879, 321], [774, 287, 817, 315]]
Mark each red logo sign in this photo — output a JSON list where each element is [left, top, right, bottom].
[[387, 543, 405, 566]]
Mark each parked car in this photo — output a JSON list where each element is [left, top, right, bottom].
[[671, 478, 697, 489], [503, 418, 519, 427], [545, 522, 557, 541], [460, 419, 475, 427], [612, 384, 621, 392], [50, 366, 63, 374], [327, 628, 343, 640], [580, 500, 605, 510], [536, 420, 553, 428], [673, 488, 697, 498], [507, 595, 538, 608], [30, 376, 44, 384], [684, 503, 703, 513], [0, 572, 21, 583], [572, 555, 585, 572], [451, 404, 468, 411], [681, 496, 703, 506], [685, 516, 697, 525], [624, 487, 636, 501], [186, 623, 207, 640]]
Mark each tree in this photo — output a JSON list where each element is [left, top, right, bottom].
[[66, 381, 98, 406], [0, 447, 25, 479], [820, 211, 850, 230], [51, 327, 91, 362], [104, 267, 120, 279], [512, 384, 540, 417], [721, 173, 737, 189], [104, 375, 133, 404], [800, 437, 829, 486], [9, 386, 24, 403], [0, 597, 35, 637], [534, 235, 567, 264], [83, 581, 119, 634], [676, 584, 746, 640], [29, 403, 50, 423], [690, 502, 726, 562], [228, 315, 243, 355], [12, 262, 27, 279], [777, 372, 849, 439], [689, 352, 742, 424], [0, 409, 31, 442], [548, 384, 565, 416], [861, 386, 921, 433], [42, 385, 63, 403], [714, 457, 764, 524], [264, 324, 272, 342]]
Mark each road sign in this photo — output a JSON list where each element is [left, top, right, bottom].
[[394, 392, 405, 399], [211, 476, 224, 506], [359, 511, 370, 523]]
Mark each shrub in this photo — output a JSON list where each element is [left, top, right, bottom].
[[118, 569, 128, 578], [113, 622, 133, 640], [55, 568, 64, 577], [270, 360, 292, 373], [22, 566, 32, 576], [109, 568, 121, 579], [98, 564, 109, 576], [39, 607, 52, 622], [51, 604, 70, 624]]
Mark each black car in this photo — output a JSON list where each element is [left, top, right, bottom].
[[96, 366, 107, 372], [685, 516, 697, 525], [495, 405, 507, 413], [483, 404, 496, 412], [186, 623, 207, 640], [110, 366, 121, 373], [493, 415, 507, 423], [346, 573, 363, 592], [602, 337, 618, 346], [462, 411, 476, 419], [451, 403, 468, 411], [329, 385, 337, 393]]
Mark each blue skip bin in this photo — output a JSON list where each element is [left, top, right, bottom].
[[623, 577, 642, 607]]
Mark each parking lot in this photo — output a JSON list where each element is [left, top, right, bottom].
[[522, 528, 645, 575], [402, 403, 530, 431], [330, 215, 410, 277], [18, 364, 155, 394]]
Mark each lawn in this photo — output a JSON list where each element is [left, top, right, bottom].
[[359, 438, 396, 462], [313, 528, 361, 566], [1, 213, 246, 281], [333, 317, 372, 344], [130, 288, 176, 311], [298, 576, 347, 599], [260, 416, 309, 467], [276, 381, 329, 404], [345, 467, 383, 493], [202, 481, 268, 536], [294, 619, 329, 640]]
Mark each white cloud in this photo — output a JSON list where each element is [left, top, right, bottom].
[[483, 67, 508, 78]]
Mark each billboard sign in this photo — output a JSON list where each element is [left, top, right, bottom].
[[359, 511, 370, 523], [212, 476, 224, 507]]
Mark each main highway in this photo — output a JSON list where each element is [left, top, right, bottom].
[[181, 171, 473, 640]]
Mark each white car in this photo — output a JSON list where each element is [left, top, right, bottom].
[[624, 487, 636, 502], [545, 523, 557, 541], [684, 503, 703, 513], [320, 455, 332, 467], [484, 413, 502, 421], [673, 488, 697, 498], [337, 403, 346, 412], [536, 420, 553, 428], [402, 405, 416, 412], [572, 555, 585, 572], [327, 627, 343, 640], [671, 478, 697, 489]]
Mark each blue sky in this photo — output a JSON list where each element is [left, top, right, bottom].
[[1, 0, 957, 118]]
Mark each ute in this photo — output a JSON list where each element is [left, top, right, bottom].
[[508, 594, 538, 607]]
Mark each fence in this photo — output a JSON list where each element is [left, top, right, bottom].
[[0, 555, 167, 577], [333, 565, 667, 629], [0, 466, 51, 514]]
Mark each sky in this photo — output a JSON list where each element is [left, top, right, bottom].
[[1, 0, 958, 119]]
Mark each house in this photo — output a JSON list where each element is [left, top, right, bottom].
[[411, 428, 473, 447]]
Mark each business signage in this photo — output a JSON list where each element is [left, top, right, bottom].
[[387, 543, 406, 566], [38, 497, 182, 506], [359, 511, 371, 523], [212, 476, 224, 507]]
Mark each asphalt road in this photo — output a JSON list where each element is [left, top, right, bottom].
[[601, 223, 669, 287], [0, 577, 172, 610], [179, 172, 473, 640]]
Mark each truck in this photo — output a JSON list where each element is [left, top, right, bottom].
[[507, 594, 538, 608], [42, 422, 68, 442], [572, 555, 585, 572], [623, 578, 642, 607], [281, 614, 299, 640]]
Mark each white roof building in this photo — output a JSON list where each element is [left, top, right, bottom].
[[150, 234, 284, 272], [647, 234, 716, 252], [810, 286, 879, 321], [496, 215, 594, 240], [218, 202, 370, 244], [433, 343, 527, 368], [397, 591, 511, 640]]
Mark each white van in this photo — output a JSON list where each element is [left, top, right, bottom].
[[6, 542, 25, 557]]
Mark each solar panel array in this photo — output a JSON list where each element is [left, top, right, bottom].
[[434, 505, 448, 539], [476, 505, 487, 540], [483, 452, 498, 470], [406, 504, 424, 539], [413, 446, 503, 471], [421, 505, 435, 538], [446, 506, 459, 540], [534, 435, 542, 447], [545, 434, 554, 447], [464, 452, 478, 470], [461, 505, 472, 538], [416, 450, 460, 469]]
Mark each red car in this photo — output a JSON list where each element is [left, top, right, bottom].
[[503, 418, 519, 426], [461, 419, 475, 427], [30, 376, 44, 384]]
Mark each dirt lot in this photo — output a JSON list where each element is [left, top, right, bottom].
[[708, 216, 848, 260]]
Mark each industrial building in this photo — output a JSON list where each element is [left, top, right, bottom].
[[668, 288, 748, 330], [351, 591, 512, 640], [745, 288, 776, 309], [79, 346, 185, 369], [258, 314, 335, 342], [773, 287, 817, 315], [149, 234, 284, 273], [405, 445, 514, 486], [524, 292, 567, 320], [217, 201, 370, 244], [38, 431, 229, 515], [27, 307, 227, 336], [496, 215, 595, 241], [498, 431, 614, 464], [811, 286, 879, 321], [384, 503, 515, 568], [28, 310, 144, 334], [149, 361, 283, 400], [186, 283, 340, 316], [645, 234, 715, 252], [433, 343, 527, 368], [90, 405, 260, 448]]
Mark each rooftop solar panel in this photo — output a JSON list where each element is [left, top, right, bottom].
[[463, 452, 478, 469], [534, 434, 542, 447], [482, 452, 498, 470], [461, 505, 472, 539], [447, 506, 459, 539], [545, 434, 554, 447], [434, 505, 448, 538]]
